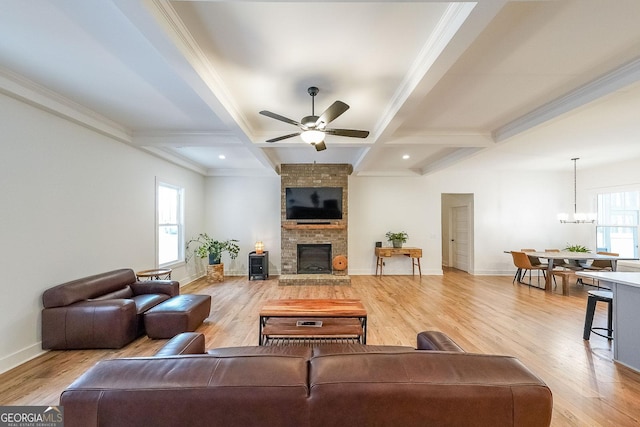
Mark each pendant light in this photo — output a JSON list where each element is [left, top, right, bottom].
[[557, 158, 597, 223]]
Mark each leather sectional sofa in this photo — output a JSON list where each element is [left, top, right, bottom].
[[60, 331, 553, 426], [41, 268, 179, 349]]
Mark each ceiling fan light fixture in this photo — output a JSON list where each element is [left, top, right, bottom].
[[301, 129, 325, 144]]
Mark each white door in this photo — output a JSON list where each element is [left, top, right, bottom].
[[451, 206, 469, 272]]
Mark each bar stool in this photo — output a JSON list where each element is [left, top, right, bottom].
[[583, 290, 613, 340]]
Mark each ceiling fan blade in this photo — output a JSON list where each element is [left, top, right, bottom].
[[324, 128, 369, 138], [313, 141, 327, 151], [259, 110, 301, 127], [315, 101, 349, 127], [266, 132, 300, 143]]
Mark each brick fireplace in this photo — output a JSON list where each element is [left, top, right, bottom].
[[279, 163, 350, 285]]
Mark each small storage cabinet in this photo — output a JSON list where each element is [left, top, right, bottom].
[[249, 251, 269, 280]]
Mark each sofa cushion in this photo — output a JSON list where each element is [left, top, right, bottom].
[[89, 286, 134, 301], [130, 294, 171, 315], [308, 352, 553, 427], [207, 346, 313, 359], [416, 330, 465, 352], [155, 332, 206, 356], [131, 280, 180, 297], [42, 269, 136, 308], [61, 356, 310, 427], [311, 343, 415, 356]]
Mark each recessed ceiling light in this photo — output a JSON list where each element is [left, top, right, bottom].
[[218, 154, 226, 160], [402, 154, 410, 160]]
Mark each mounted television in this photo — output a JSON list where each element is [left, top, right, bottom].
[[286, 187, 343, 220]]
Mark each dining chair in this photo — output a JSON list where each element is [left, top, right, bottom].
[[511, 251, 547, 288], [580, 251, 618, 289], [521, 249, 548, 281]]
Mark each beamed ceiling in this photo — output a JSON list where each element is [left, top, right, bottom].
[[1, 0, 640, 176]]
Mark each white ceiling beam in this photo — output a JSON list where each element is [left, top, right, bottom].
[[494, 56, 640, 143], [353, 0, 507, 174]]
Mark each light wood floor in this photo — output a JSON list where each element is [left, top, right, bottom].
[[2, 269, 640, 426]]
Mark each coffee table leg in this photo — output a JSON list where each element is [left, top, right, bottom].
[[259, 316, 265, 345], [361, 316, 367, 344]]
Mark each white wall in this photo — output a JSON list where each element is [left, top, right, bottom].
[[0, 93, 205, 373], [348, 169, 587, 276], [348, 176, 441, 275], [202, 176, 281, 275]]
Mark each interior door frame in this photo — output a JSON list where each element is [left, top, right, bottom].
[[441, 193, 474, 273]]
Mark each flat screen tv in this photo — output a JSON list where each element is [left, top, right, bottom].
[[285, 187, 343, 220]]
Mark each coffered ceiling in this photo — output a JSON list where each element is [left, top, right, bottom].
[[1, 0, 640, 176]]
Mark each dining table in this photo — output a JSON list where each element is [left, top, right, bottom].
[[523, 251, 638, 291]]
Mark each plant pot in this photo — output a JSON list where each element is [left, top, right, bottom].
[[208, 253, 221, 265], [392, 240, 403, 248]]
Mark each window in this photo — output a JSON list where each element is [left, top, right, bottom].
[[157, 182, 184, 266], [596, 191, 639, 257]]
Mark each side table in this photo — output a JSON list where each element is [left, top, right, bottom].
[[249, 251, 269, 280], [136, 268, 172, 280]]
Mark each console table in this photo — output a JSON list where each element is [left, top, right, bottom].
[[259, 299, 367, 345], [375, 247, 422, 277]]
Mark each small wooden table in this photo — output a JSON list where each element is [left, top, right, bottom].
[[259, 299, 367, 345], [136, 268, 172, 280], [375, 247, 422, 277]]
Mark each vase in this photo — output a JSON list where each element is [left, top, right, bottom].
[[208, 253, 221, 265], [392, 240, 403, 248]]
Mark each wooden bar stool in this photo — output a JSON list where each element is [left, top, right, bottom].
[[583, 290, 613, 340]]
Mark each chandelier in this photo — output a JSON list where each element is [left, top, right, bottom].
[[557, 158, 596, 224]]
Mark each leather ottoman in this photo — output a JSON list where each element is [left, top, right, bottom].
[[144, 294, 211, 339]]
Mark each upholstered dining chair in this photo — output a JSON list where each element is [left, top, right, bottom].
[[522, 249, 547, 267], [520, 249, 549, 282], [511, 251, 547, 288], [580, 251, 618, 289]]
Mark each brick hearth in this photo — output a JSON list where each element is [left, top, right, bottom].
[[278, 274, 351, 286]]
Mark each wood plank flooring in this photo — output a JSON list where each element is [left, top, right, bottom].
[[1, 269, 640, 426]]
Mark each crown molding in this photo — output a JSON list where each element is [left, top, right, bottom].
[[132, 131, 240, 147], [147, 0, 252, 136], [0, 66, 131, 143]]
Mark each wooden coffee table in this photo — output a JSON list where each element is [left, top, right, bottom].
[[259, 299, 367, 345]]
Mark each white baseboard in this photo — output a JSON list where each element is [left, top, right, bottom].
[[0, 342, 46, 375]]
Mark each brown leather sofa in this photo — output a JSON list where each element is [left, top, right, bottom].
[[60, 331, 553, 426], [42, 269, 179, 349]]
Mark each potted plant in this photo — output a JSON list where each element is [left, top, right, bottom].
[[386, 231, 408, 248], [186, 233, 240, 265], [563, 244, 590, 253], [563, 243, 590, 268]]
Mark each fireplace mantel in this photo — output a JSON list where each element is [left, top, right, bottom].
[[282, 223, 345, 230]]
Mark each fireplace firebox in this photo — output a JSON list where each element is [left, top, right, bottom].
[[297, 244, 332, 274]]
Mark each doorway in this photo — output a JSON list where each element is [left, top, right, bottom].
[[441, 194, 474, 273]]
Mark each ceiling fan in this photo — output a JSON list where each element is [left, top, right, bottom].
[[259, 86, 369, 151]]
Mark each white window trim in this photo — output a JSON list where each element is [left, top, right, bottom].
[[156, 179, 185, 268]]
